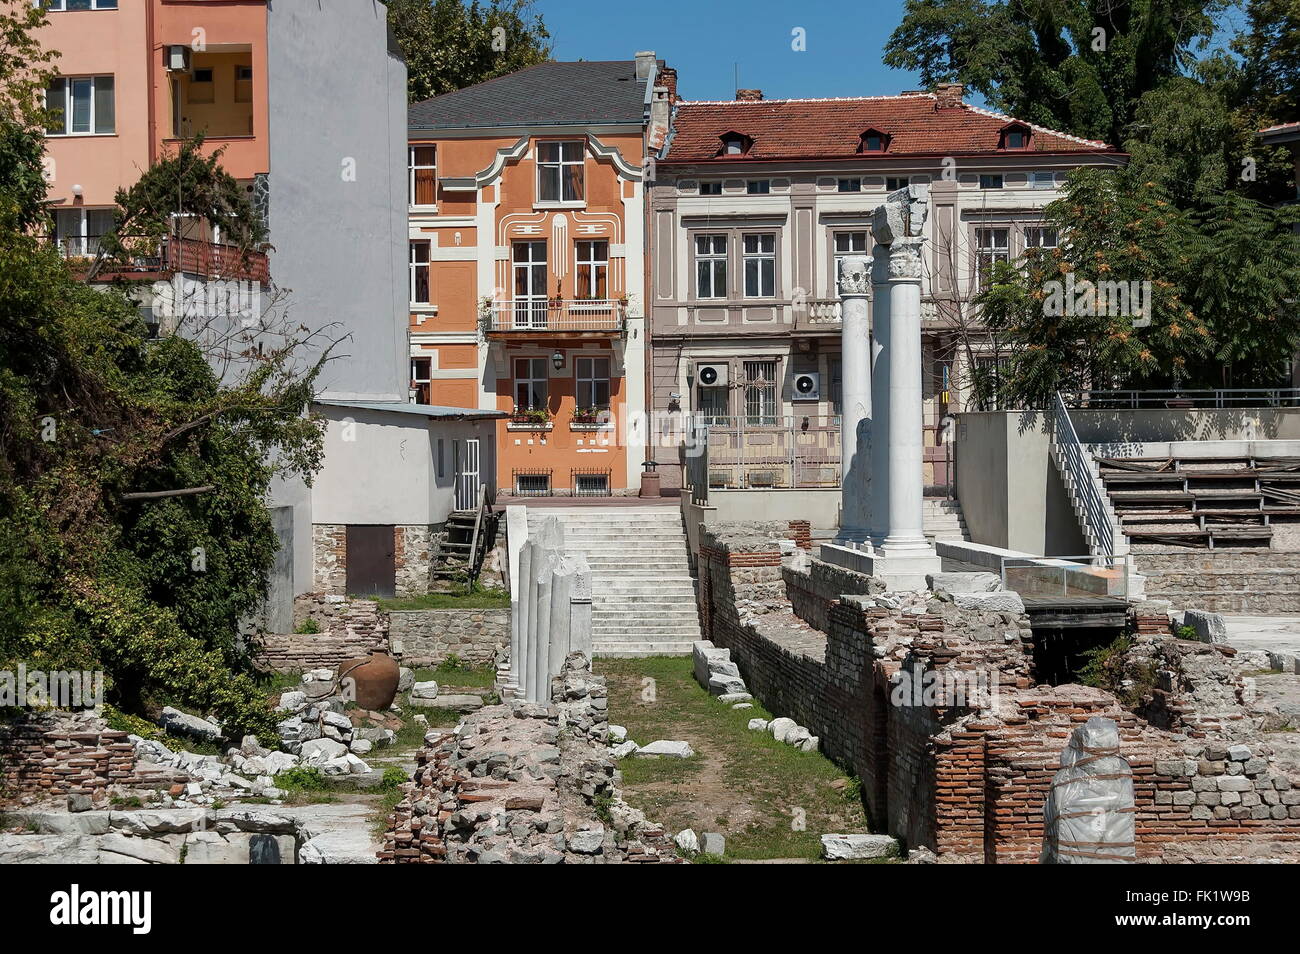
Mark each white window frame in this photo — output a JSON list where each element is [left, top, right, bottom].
[[575, 355, 611, 411], [1030, 171, 1056, 190], [53, 207, 113, 257], [746, 180, 770, 195], [742, 233, 776, 299], [975, 227, 1009, 289], [536, 140, 584, 205], [885, 176, 909, 192], [695, 234, 727, 300], [514, 357, 549, 412], [409, 240, 431, 305], [1025, 226, 1059, 250], [837, 178, 861, 193], [46, 75, 115, 136], [408, 144, 437, 208], [699, 181, 723, 195], [410, 356, 432, 404], [39, 0, 119, 10], [574, 240, 608, 301], [979, 173, 1004, 190]]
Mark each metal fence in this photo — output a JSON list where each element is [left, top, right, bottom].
[[687, 414, 841, 492], [1061, 388, 1300, 409]]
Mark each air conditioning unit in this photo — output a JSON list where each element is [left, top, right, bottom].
[[793, 372, 821, 401], [696, 362, 728, 387], [166, 46, 192, 72]]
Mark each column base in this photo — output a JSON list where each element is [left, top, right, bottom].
[[821, 538, 942, 592]]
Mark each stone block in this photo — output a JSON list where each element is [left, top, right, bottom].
[[821, 833, 898, 860], [634, 740, 694, 759], [951, 591, 1026, 615], [1183, 609, 1228, 644]]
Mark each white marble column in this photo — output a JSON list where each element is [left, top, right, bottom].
[[875, 236, 930, 553], [821, 185, 939, 590], [837, 255, 873, 538]]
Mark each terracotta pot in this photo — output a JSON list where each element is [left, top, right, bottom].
[[337, 651, 400, 710]]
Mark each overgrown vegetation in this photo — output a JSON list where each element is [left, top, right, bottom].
[[1077, 634, 1160, 708], [0, 7, 325, 742]]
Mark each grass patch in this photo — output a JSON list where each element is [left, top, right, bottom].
[[601, 656, 872, 862], [376, 586, 510, 612], [412, 656, 496, 689]]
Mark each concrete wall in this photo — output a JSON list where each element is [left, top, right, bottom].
[[1070, 407, 1300, 444], [266, 0, 408, 402], [310, 405, 497, 526], [953, 411, 1085, 556], [705, 487, 840, 530]]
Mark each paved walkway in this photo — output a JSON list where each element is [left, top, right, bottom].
[[1221, 616, 1300, 656]]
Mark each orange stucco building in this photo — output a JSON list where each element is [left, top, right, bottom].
[[407, 55, 672, 497]]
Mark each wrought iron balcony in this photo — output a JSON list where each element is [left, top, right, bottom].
[[57, 236, 270, 284]]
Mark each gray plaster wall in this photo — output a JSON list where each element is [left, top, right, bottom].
[[255, 1, 409, 607], [265, 0, 408, 403]]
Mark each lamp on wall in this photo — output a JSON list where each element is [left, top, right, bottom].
[[551, 350, 564, 371]]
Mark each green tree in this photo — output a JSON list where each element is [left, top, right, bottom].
[[977, 168, 1300, 406], [385, 0, 551, 103], [1234, 0, 1300, 121], [0, 14, 324, 740], [883, 0, 1225, 146]]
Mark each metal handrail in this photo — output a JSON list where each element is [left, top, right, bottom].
[[1062, 388, 1300, 409], [1052, 391, 1116, 558]]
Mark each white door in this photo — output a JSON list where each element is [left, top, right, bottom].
[[453, 438, 480, 511]]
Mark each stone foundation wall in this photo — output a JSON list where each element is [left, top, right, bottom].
[[388, 608, 509, 666], [1136, 549, 1300, 613], [697, 522, 1300, 863], [313, 524, 346, 594], [395, 525, 435, 598], [0, 713, 142, 802]]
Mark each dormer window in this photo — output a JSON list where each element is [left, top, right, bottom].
[[1000, 124, 1031, 150], [718, 131, 753, 156], [858, 128, 889, 153]]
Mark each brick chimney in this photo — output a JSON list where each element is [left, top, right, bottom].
[[659, 66, 678, 103], [934, 83, 964, 109], [736, 88, 763, 101], [635, 50, 657, 81]]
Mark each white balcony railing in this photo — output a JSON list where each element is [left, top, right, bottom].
[[486, 299, 625, 333]]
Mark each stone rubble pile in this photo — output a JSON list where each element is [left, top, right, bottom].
[[380, 653, 680, 863], [272, 668, 401, 775]]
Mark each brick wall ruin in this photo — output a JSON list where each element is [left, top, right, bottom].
[[255, 595, 390, 672], [0, 712, 143, 802], [696, 521, 1300, 863]]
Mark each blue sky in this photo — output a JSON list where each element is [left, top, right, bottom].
[[539, 0, 1249, 105], [543, 0, 928, 102]]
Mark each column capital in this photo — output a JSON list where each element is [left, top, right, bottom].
[[883, 237, 925, 282], [837, 254, 872, 297]]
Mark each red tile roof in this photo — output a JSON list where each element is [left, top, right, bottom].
[[663, 94, 1114, 163]]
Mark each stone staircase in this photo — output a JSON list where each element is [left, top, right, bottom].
[[923, 498, 970, 542], [524, 506, 700, 657]]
